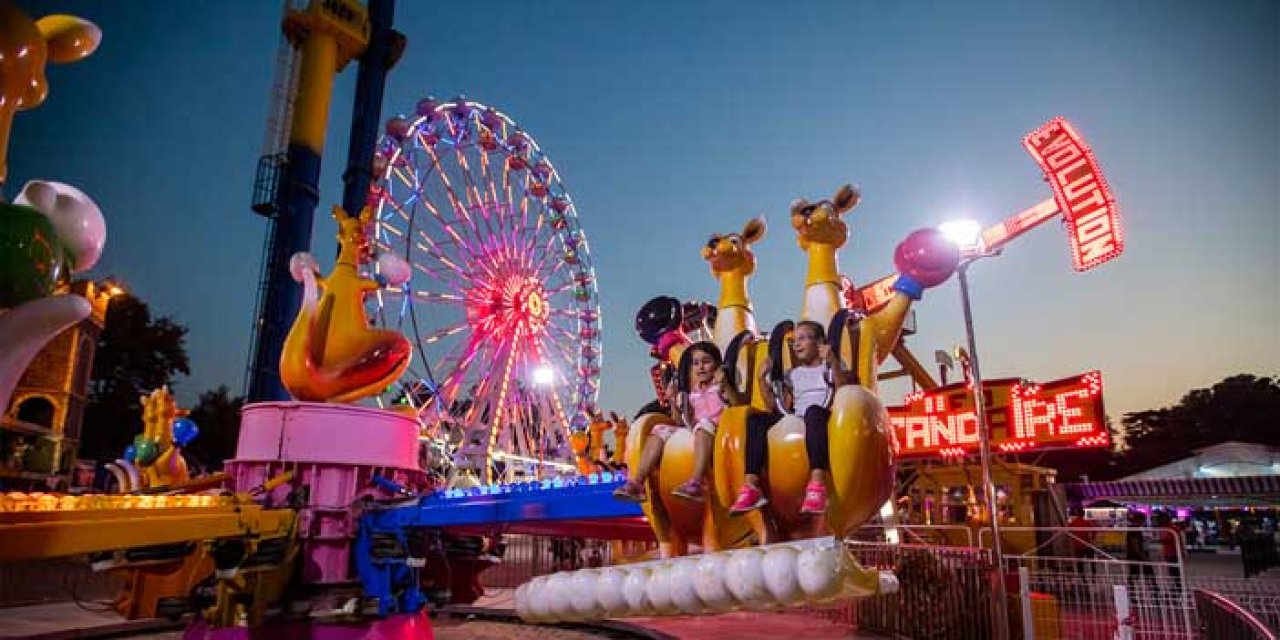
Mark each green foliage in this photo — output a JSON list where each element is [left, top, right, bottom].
[[1117, 374, 1280, 473], [80, 294, 190, 461], [184, 385, 245, 469]]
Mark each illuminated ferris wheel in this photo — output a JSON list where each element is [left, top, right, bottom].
[[367, 97, 602, 478]]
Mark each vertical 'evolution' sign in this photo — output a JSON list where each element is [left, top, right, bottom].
[[1024, 118, 1124, 271], [887, 371, 1110, 460]]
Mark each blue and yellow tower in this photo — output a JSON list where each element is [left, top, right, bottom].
[[246, 0, 400, 401]]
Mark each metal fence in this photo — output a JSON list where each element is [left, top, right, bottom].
[[1195, 589, 1280, 640], [1187, 576, 1280, 634], [463, 526, 1280, 639], [847, 541, 997, 639]]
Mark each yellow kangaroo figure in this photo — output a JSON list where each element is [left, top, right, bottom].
[[280, 205, 411, 403], [627, 218, 766, 556], [717, 183, 950, 541], [137, 387, 189, 489]]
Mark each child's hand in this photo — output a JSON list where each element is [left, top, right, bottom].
[[759, 357, 772, 381], [819, 343, 836, 366], [714, 368, 727, 386]]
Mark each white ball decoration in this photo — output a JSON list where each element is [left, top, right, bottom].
[[725, 549, 770, 606], [289, 252, 319, 282], [693, 552, 736, 612], [645, 562, 676, 614], [596, 567, 629, 616], [545, 572, 575, 620], [515, 582, 530, 619], [15, 180, 106, 273], [569, 569, 602, 618], [526, 576, 552, 621], [622, 567, 654, 615], [666, 557, 705, 614], [797, 540, 845, 601], [375, 251, 411, 286], [762, 544, 802, 604]]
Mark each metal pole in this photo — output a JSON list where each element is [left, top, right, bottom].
[[958, 259, 1011, 639]]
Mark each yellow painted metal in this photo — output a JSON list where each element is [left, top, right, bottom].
[[282, 0, 370, 153], [289, 30, 339, 152], [0, 505, 294, 562], [626, 412, 757, 557]]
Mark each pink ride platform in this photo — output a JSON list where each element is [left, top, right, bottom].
[[225, 401, 424, 584]]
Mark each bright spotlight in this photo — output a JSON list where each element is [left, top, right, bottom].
[[533, 365, 555, 386], [939, 220, 983, 252]]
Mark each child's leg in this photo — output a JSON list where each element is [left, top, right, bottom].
[[634, 432, 667, 479], [743, 411, 780, 487], [803, 405, 832, 484], [689, 427, 713, 480]]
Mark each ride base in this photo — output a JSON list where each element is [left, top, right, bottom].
[[225, 402, 425, 584]]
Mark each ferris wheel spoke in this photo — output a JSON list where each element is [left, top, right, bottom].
[[411, 289, 466, 304], [408, 187, 490, 272], [423, 143, 485, 240], [484, 327, 524, 469], [410, 256, 468, 286], [417, 320, 472, 345]]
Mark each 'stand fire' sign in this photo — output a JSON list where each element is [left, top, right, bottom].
[[888, 371, 1109, 460]]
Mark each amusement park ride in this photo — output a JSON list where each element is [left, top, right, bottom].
[[0, 0, 1124, 637]]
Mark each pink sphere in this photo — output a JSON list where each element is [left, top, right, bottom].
[[894, 228, 960, 288]]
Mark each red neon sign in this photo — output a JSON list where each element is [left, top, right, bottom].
[[1024, 118, 1124, 271], [888, 371, 1109, 461]]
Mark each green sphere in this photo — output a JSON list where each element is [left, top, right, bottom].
[[0, 203, 67, 307], [132, 437, 160, 467]]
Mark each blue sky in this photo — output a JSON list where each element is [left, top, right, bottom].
[[9, 0, 1278, 421]]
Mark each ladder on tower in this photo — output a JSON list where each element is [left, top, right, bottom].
[[244, 1, 304, 395], [250, 1, 303, 217]]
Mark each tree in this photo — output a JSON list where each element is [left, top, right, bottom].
[[1117, 374, 1280, 473], [184, 385, 245, 469], [80, 294, 190, 461]]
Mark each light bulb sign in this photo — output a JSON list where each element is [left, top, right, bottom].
[[846, 117, 1123, 314], [1023, 118, 1124, 271], [888, 371, 1109, 460]]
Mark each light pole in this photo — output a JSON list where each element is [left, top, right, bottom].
[[940, 220, 1010, 640]]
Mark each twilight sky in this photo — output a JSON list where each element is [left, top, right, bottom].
[[9, 0, 1278, 422]]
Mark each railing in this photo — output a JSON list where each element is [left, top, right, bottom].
[[1195, 589, 1279, 640], [461, 526, 1280, 639], [847, 541, 997, 639], [851, 523, 975, 547]]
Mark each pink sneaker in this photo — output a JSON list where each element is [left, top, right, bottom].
[[671, 479, 705, 502], [729, 484, 768, 515], [800, 480, 828, 514], [612, 480, 647, 503]]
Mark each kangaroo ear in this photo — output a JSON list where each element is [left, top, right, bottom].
[[359, 205, 375, 225], [741, 216, 766, 245], [37, 15, 101, 63], [832, 184, 861, 214], [331, 205, 349, 222], [789, 198, 810, 217]]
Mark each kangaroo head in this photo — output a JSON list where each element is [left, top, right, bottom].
[[702, 216, 766, 277], [792, 184, 860, 251], [333, 205, 374, 264]]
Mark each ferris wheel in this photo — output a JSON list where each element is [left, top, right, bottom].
[[367, 96, 602, 479]]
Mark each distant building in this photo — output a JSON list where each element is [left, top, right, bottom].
[[1, 281, 111, 490], [1119, 442, 1280, 481], [1067, 442, 1280, 509]]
